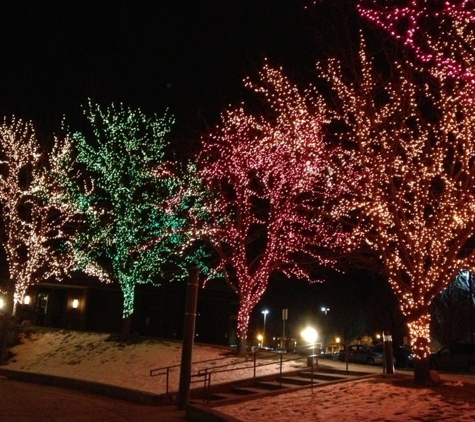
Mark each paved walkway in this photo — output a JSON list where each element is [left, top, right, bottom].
[[1, 359, 472, 422], [0, 377, 188, 422]]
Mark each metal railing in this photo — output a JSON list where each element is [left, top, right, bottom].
[[150, 354, 242, 394], [150, 349, 310, 400]]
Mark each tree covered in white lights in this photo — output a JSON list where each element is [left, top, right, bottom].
[[53, 101, 189, 335], [0, 118, 74, 359], [195, 64, 349, 354], [317, 38, 475, 383]]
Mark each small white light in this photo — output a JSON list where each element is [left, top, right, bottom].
[[0, 298, 4, 309], [72, 299, 79, 309], [24, 295, 31, 305]]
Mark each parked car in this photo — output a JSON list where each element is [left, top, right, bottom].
[[429, 343, 475, 373], [320, 352, 337, 360], [338, 344, 379, 365], [338, 345, 399, 366], [368, 346, 385, 365], [393, 346, 414, 368]]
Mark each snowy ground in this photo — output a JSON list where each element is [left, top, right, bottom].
[[6, 329, 475, 421]]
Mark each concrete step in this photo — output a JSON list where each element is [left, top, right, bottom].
[[231, 386, 270, 395], [255, 380, 296, 390], [257, 380, 316, 390], [279, 376, 314, 386], [298, 371, 354, 381]]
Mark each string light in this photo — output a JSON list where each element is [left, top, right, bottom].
[[194, 63, 351, 347], [51, 100, 190, 321], [316, 35, 475, 363], [0, 118, 75, 311], [358, 0, 475, 89]]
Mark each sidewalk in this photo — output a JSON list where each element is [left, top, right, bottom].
[[0, 377, 188, 422], [2, 358, 472, 422]]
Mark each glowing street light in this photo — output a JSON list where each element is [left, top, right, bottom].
[[321, 306, 330, 315], [257, 334, 263, 347], [262, 310, 269, 347], [301, 326, 318, 355]]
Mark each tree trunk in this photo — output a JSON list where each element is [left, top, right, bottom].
[[0, 279, 15, 362], [120, 315, 132, 341], [407, 312, 433, 385], [236, 303, 250, 356], [237, 337, 247, 356], [414, 353, 432, 385]]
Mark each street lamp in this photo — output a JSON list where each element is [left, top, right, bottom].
[[301, 326, 318, 355], [257, 334, 263, 347], [262, 310, 269, 347], [301, 327, 318, 370]]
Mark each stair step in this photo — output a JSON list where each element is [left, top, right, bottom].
[[279, 376, 314, 386], [257, 380, 311, 390], [231, 386, 269, 395], [205, 392, 242, 401], [299, 372, 352, 381], [255, 381, 292, 390]]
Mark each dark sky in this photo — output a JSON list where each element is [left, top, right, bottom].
[[0, 1, 321, 140]]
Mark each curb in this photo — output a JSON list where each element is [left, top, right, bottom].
[[0, 367, 170, 406]]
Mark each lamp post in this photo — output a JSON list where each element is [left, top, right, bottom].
[[257, 334, 263, 348], [262, 310, 269, 348], [301, 326, 318, 368], [320, 307, 330, 353]]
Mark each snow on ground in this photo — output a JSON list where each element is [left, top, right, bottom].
[[218, 377, 475, 421], [6, 329, 308, 394], [6, 329, 475, 421]]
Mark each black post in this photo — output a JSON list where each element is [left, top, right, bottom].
[[0, 279, 15, 362], [383, 330, 395, 375], [177, 267, 199, 410], [469, 272, 474, 342]]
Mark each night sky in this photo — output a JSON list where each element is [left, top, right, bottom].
[[0, 1, 323, 141]]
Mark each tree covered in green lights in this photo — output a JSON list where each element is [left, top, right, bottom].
[[52, 101, 193, 334]]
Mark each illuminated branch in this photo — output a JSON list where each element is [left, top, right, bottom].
[[53, 101, 187, 331], [358, 0, 475, 87], [0, 118, 73, 310], [316, 37, 475, 381], [194, 63, 350, 350]]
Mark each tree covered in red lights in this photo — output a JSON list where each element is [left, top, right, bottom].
[[195, 64, 349, 354], [316, 37, 475, 383]]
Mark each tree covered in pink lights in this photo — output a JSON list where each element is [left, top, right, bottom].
[[195, 63, 349, 354], [358, 0, 475, 86]]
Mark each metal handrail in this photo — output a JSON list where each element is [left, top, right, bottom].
[[149, 352, 253, 393], [193, 351, 309, 401], [150, 349, 310, 398]]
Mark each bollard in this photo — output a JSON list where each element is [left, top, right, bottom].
[[383, 331, 395, 374], [307, 354, 318, 368]]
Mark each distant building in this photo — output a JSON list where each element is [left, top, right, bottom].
[[18, 275, 238, 346]]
